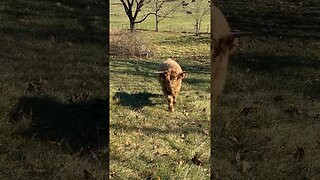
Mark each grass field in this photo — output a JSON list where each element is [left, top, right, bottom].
[[0, 0, 108, 179], [109, 3, 211, 174], [110, 31, 211, 179], [0, 0, 319, 179], [110, 0, 210, 33], [110, 0, 320, 179], [212, 0, 320, 179]]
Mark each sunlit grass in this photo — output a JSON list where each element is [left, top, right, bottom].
[[109, 30, 211, 178]]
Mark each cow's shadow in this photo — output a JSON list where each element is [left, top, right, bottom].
[[10, 95, 108, 155], [113, 92, 162, 110]]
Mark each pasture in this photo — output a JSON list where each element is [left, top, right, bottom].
[[110, 0, 320, 179], [0, 0, 108, 179], [110, 31, 211, 179], [110, 1, 211, 179], [110, 0, 211, 33], [0, 0, 318, 179], [212, 0, 320, 179]]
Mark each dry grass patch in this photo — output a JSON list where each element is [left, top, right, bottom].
[[110, 30, 154, 58]]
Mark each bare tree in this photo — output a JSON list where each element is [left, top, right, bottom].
[[120, 0, 154, 32], [182, 0, 210, 36], [148, 0, 179, 32]]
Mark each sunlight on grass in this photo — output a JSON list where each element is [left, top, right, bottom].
[[110, 0, 320, 179], [109, 29, 211, 178]]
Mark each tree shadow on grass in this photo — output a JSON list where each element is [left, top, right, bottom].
[[110, 58, 210, 78], [113, 92, 161, 110], [232, 52, 320, 73], [110, 123, 207, 136], [219, 1, 320, 40], [304, 81, 320, 101], [10, 95, 108, 155], [110, 59, 160, 77], [157, 35, 210, 45], [184, 77, 209, 85], [1, 0, 108, 46]]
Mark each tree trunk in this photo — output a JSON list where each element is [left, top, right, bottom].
[[198, 21, 201, 36], [155, 15, 159, 32], [130, 21, 135, 32], [155, 6, 159, 32], [195, 21, 200, 36]]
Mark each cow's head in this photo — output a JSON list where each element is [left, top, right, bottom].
[[158, 70, 186, 94], [212, 35, 238, 59]]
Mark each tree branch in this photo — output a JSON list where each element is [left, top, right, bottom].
[[157, 0, 166, 10], [127, 0, 133, 7], [133, 0, 145, 20], [135, 12, 156, 24], [158, 4, 179, 22], [120, 0, 130, 14]]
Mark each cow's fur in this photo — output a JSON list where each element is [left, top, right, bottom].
[[158, 58, 186, 112], [211, 4, 239, 106]]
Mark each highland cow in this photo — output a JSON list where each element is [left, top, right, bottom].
[[157, 58, 186, 112], [211, 4, 249, 106]]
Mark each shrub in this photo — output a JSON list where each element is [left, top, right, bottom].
[[110, 30, 154, 58]]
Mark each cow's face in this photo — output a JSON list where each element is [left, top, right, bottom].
[[211, 35, 238, 102], [213, 35, 238, 59], [160, 71, 186, 94]]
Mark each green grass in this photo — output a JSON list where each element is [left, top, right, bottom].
[[0, 0, 108, 179], [109, 32, 211, 179], [1, 0, 319, 179], [110, 0, 210, 33], [212, 0, 320, 179], [110, 0, 320, 179]]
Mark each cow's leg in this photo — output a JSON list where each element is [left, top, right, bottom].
[[167, 95, 174, 112], [174, 83, 182, 106]]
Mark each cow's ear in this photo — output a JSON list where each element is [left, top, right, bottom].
[[178, 72, 186, 79]]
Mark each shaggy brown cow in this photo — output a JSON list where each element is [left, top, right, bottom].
[[157, 58, 186, 112], [211, 4, 249, 106], [210, 6, 249, 176]]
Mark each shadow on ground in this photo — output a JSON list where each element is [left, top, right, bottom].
[[218, 1, 320, 39], [184, 77, 209, 85], [233, 52, 320, 72], [304, 81, 320, 101], [1, 0, 108, 46], [10, 95, 108, 154], [110, 58, 210, 78], [158, 35, 210, 45], [110, 123, 208, 136], [113, 92, 161, 110]]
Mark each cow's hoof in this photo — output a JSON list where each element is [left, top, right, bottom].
[[169, 108, 174, 112]]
